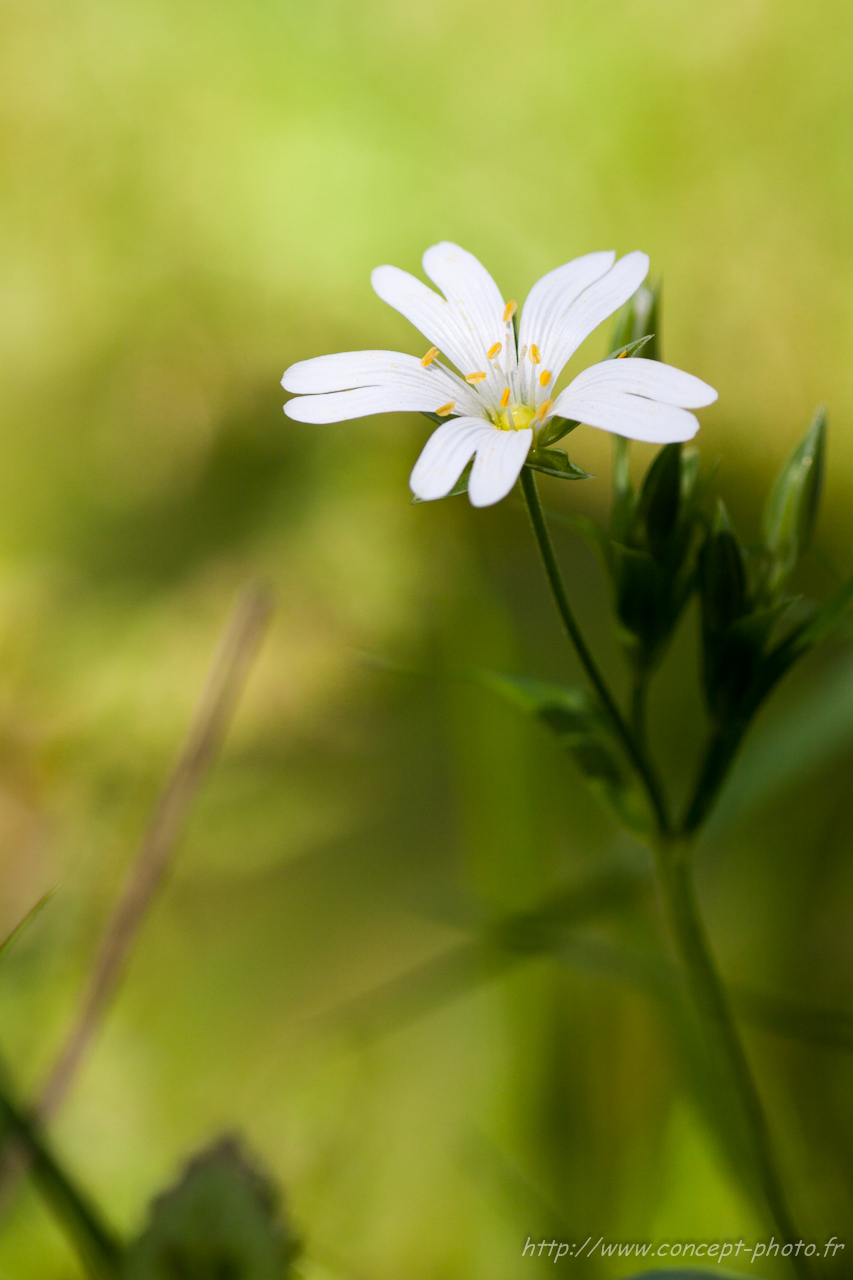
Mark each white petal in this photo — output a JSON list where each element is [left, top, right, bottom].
[[371, 265, 482, 375], [566, 357, 718, 408], [286, 385, 471, 424], [283, 350, 423, 393], [468, 428, 533, 508], [518, 251, 615, 400], [551, 386, 699, 444], [281, 348, 481, 414], [409, 418, 494, 501], [536, 251, 650, 385], [421, 242, 506, 366]]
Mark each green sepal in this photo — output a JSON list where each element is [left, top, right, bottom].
[[410, 460, 472, 503], [525, 448, 593, 481], [611, 545, 669, 669], [635, 442, 682, 559], [472, 670, 654, 837], [536, 415, 580, 448], [605, 333, 655, 362], [700, 501, 748, 636], [123, 1137, 299, 1280], [761, 405, 826, 598]]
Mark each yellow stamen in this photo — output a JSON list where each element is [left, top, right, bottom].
[[486, 342, 502, 360], [435, 401, 455, 416], [617, 349, 628, 358], [536, 399, 553, 422], [529, 343, 541, 364], [539, 369, 552, 387], [421, 346, 439, 367], [499, 387, 510, 408], [502, 300, 517, 323], [465, 371, 487, 384]]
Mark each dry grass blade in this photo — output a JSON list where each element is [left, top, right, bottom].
[[38, 582, 273, 1119]]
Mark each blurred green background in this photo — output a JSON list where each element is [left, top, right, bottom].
[[0, 0, 852, 1274]]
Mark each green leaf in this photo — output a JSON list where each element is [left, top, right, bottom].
[[525, 448, 593, 481], [761, 405, 826, 596], [535, 415, 580, 448], [472, 671, 654, 836], [124, 1137, 298, 1280], [636, 442, 682, 559], [410, 460, 472, 503]]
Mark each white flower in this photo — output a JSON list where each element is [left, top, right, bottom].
[[282, 243, 718, 508]]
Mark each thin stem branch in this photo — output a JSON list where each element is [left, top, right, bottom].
[[630, 671, 649, 757], [0, 1083, 123, 1277], [655, 837, 808, 1277], [520, 468, 669, 835], [0, 584, 274, 1230]]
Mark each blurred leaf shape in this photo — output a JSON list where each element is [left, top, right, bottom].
[[471, 670, 654, 837], [123, 1137, 298, 1280], [311, 864, 649, 1038], [628, 1272, 756, 1280]]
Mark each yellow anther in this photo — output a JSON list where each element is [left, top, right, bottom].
[[536, 399, 553, 422], [435, 401, 455, 417], [529, 343, 541, 364], [465, 371, 487, 384], [617, 349, 628, 358], [539, 369, 552, 387], [499, 387, 510, 408], [421, 346, 439, 367], [502, 300, 517, 323], [486, 342, 502, 360]]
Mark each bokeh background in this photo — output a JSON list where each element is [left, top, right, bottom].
[[0, 0, 853, 1274]]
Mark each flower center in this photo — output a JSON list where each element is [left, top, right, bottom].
[[493, 402, 535, 432]]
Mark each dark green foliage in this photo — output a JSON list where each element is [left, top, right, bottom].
[[760, 405, 826, 600], [123, 1138, 298, 1280], [597, 441, 708, 675]]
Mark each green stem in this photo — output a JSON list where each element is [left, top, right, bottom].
[[520, 467, 669, 835], [630, 671, 649, 757], [655, 837, 808, 1277], [0, 1088, 123, 1277]]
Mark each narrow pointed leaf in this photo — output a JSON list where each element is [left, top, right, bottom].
[[472, 670, 654, 836], [536, 415, 580, 448], [636, 442, 682, 558], [761, 406, 826, 595]]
